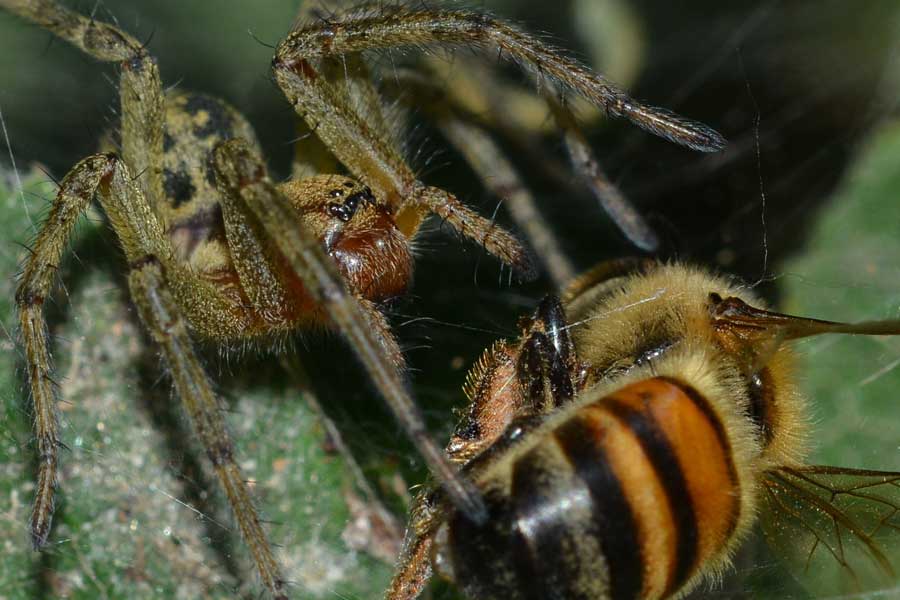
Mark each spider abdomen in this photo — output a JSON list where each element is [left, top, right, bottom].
[[157, 92, 260, 272]]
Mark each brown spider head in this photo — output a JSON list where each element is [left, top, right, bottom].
[[280, 175, 413, 303]]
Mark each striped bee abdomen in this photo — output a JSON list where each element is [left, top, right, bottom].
[[446, 377, 741, 600]]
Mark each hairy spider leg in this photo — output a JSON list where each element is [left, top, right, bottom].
[[437, 117, 578, 288], [288, 3, 689, 283], [212, 138, 487, 523], [291, 3, 576, 285], [273, 15, 537, 278], [277, 7, 725, 153], [3, 0, 168, 550], [431, 57, 662, 255], [549, 97, 661, 253], [276, 5, 725, 281], [284, 0, 530, 528], [0, 0, 167, 209], [127, 257, 288, 599], [383, 61, 658, 278], [290, 3, 395, 182], [375, 60, 660, 288], [15, 153, 288, 598], [373, 66, 577, 289], [271, 60, 534, 276]]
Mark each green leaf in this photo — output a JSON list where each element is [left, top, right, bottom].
[[779, 121, 900, 472]]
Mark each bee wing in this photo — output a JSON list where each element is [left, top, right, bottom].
[[760, 466, 900, 597]]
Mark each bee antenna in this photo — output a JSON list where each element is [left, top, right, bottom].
[[711, 293, 900, 340], [783, 318, 900, 340]]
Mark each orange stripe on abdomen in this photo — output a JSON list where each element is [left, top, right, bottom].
[[574, 404, 676, 599], [597, 377, 739, 597]]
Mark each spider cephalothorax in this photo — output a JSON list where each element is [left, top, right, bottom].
[[128, 88, 414, 335], [4, 0, 725, 597]]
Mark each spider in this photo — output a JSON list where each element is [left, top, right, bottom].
[[4, 0, 725, 597]]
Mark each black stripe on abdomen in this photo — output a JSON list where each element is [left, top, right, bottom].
[[447, 488, 522, 599], [660, 375, 741, 511], [659, 375, 741, 561], [508, 446, 596, 600], [554, 416, 643, 600], [606, 398, 699, 592]]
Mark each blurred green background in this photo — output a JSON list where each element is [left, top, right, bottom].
[[0, 0, 898, 598]]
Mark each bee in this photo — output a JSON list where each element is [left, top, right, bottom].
[[387, 258, 900, 600]]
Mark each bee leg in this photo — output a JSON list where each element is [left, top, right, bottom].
[[447, 296, 578, 464], [517, 331, 573, 413], [515, 297, 578, 414], [533, 295, 576, 373], [385, 489, 444, 600], [447, 296, 580, 470]]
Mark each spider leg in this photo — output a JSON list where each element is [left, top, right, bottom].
[[16, 153, 286, 597], [128, 256, 287, 599], [384, 68, 576, 288], [290, 2, 393, 181], [293, 0, 395, 145], [437, 96, 658, 274], [215, 146, 409, 369], [387, 61, 658, 268], [357, 296, 405, 370], [15, 156, 107, 549], [0, 0, 166, 207], [410, 184, 536, 279], [16, 152, 175, 546], [455, 69, 660, 254], [277, 5, 726, 154], [212, 138, 488, 524], [439, 119, 576, 287], [549, 97, 660, 252], [395, 60, 659, 258], [284, 5, 678, 258], [273, 13, 534, 278], [426, 56, 603, 138]]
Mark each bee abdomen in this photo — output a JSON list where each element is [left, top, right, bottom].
[[447, 377, 740, 600]]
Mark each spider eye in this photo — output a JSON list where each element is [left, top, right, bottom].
[[327, 186, 376, 222]]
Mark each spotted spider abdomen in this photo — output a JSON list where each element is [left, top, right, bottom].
[[156, 92, 262, 267], [101, 90, 261, 279]]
